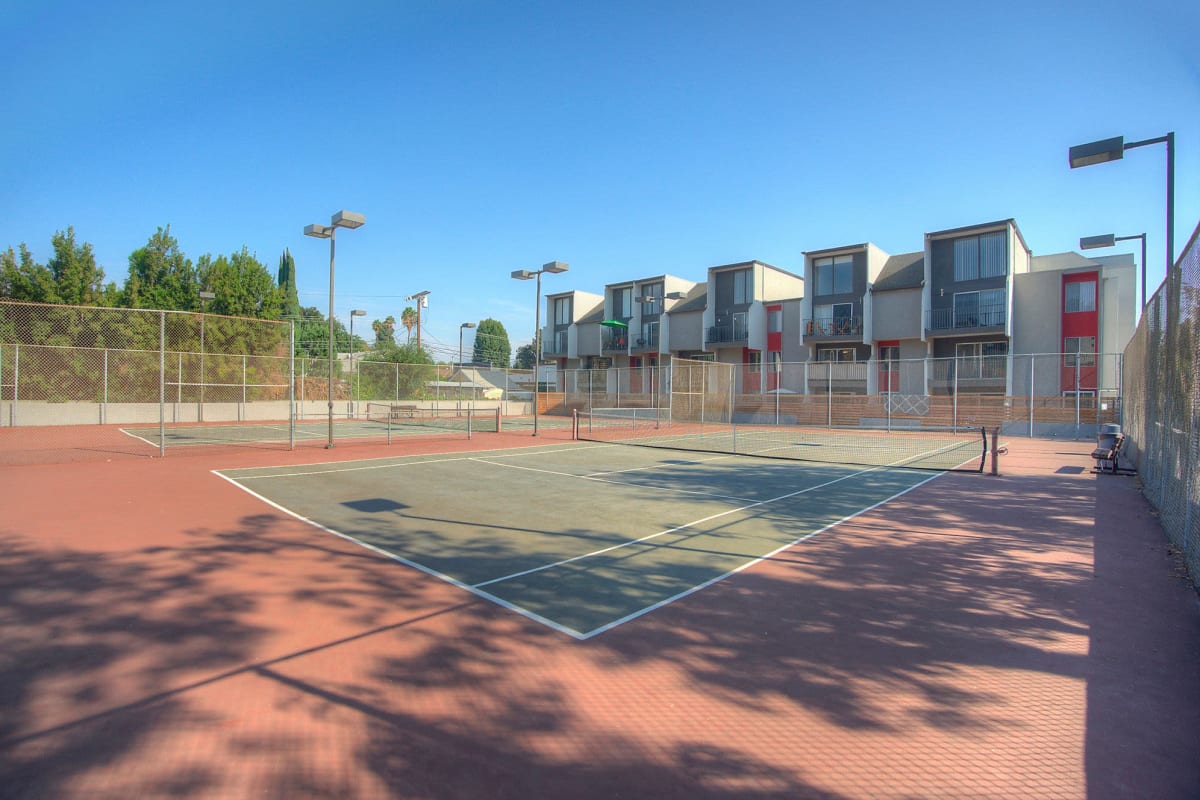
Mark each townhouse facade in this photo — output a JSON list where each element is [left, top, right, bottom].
[[539, 218, 1136, 401]]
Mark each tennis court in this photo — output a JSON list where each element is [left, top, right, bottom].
[[122, 405, 497, 448], [219, 441, 946, 638]]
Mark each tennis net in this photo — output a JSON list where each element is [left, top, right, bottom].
[[575, 409, 990, 472], [365, 403, 498, 441]]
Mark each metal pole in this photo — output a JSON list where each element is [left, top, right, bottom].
[[1166, 131, 1175, 281], [1075, 354, 1081, 436], [327, 228, 337, 448], [11, 343, 17, 426], [159, 312, 165, 457], [289, 320, 295, 450], [1029, 355, 1035, 438], [200, 311, 205, 421], [533, 270, 541, 436]]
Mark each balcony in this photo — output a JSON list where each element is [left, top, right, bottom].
[[804, 315, 863, 339], [632, 328, 660, 351], [927, 304, 1006, 333], [544, 330, 569, 356], [602, 328, 629, 353], [707, 313, 748, 345]]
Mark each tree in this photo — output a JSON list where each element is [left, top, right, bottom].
[[123, 225, 197, 310], [0, 244, 55, 302], [513, 343, 536, 370], [472, 318, 510, 367], [202, 247, 282, 319], [47, 227, 107, 306], [277, 249, 300, 319], [372, 315, 396, 347], [400, 306, 417, 343]]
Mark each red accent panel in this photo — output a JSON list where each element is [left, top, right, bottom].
[[1062, 272, 1098, 391]]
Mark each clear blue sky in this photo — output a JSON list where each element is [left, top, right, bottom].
[[3, 0, 1198, 360]]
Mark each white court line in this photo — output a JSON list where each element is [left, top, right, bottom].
[[472, 463, 890, 590], [224, 442, 610, 481], [468, 455, 757, 504], [578, 469, 944, 639], [211, 469, 591, 639]]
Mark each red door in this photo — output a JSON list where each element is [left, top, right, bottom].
[[879, 341, 899, 392]]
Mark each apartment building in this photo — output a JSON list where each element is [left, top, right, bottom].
[[538, 218, 1136, 400]]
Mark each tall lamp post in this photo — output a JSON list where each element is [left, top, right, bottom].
[[1080, 233, 1148, 310], [304, 210, 365, 448], [199, 290, 215, 419], [350, 309, 366, 413], [1069, 132, 1175, 292], [511, 261, 569, 436], [459, 322, 476, 367]]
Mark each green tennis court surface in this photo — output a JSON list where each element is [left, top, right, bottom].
[[218, 441, 948, 638]]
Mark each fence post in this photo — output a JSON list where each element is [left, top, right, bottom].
[[103, 348, 108, 424], [953, 361, 959, 430], [289, 321, 296, 450], [1075, 354, 1081, 437], [1029, 355, 1035, 438], [827, 363, 832, 427], [159, 311, 166, 457], [11, 343, 17, 427], [242, 355, 247, 420]]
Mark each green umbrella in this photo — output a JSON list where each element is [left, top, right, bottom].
[[599, 319, 629, 328]]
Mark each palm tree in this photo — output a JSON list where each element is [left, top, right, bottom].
[[400, 306, 418, 343]]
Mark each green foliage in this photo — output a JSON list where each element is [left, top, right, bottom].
[[400, 306, 417, 343], [472, 318, 510, 368], [372, 315, 396, 347], [277, 248, 300, 318], [513, 343, 536, 370], [123, 225, 198, 310], [360, 342, 435, 400], [202, 247, 282, 319], [48, 227, 107, 306], [1, 244, 56, 302]]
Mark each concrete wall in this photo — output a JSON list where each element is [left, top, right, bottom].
[[871, 288, 923, 340]]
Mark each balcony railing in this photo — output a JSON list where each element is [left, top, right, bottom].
[[707, 313, 748, 344], [544, 330, 569, 356], [928, 305, 1006, 331], [602, 328, 628, 352], [633, 329, 660, 350], [804, 316, 863, 338]]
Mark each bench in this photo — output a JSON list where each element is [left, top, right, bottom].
[[1091, 432, 1134, 475], [388, 403, 419, 419]]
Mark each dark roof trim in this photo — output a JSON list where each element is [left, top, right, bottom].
[[801, 243, 869, 257]]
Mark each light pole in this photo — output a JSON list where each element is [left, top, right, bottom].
[[350, 309, 366, 413], [199, 290, 215, 419], [1069, 132, 1175, 292], [304, 210, 365, 448], [511, 261, 568, 436], [459, 322, 476, 367], [1080, 233, 1148, 310]]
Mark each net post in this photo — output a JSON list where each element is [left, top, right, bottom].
[[572, 409, 578, 440], [990, 426, 1000, 475], [289, 320, 296, 451], [495, 406, 502, 433], [467, 408, 472, 440], [387, 406, 392, 446]]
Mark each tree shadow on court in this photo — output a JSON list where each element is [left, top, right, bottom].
[[0, 531, 271, 798]]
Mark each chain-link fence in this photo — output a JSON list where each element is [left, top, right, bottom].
[[1122, 221, 1200, 586], [550, 353, 1122, 437]]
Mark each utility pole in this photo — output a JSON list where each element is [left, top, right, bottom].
[[406, 290, 430, 350]]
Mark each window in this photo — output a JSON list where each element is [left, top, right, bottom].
[[639, 283, 662, 316], [769, 351, 782, 373], [1063, 336, 1097, 367], [955, 341, 1008, 379], [612, 287, 632, 318], [1064, 280, 1096, 312], [953, 232, 1007, 281], [879, 345, 900, 362], [815, 255, 853, 295], [953, 289, 1005, 327], [639, 320, 659, 348], [768, 308, 782, 333], [818, 348, 856, 362], [553, 297, 571, 326], [732, 269, 751, 304], [746, 351, 762, 373]]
